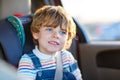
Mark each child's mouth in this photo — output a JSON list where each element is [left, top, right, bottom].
[[48, 41, 59, 45]]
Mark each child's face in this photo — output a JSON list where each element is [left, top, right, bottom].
[[32, 26, 68, 55]]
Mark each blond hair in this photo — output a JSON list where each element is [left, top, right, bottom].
[[31, 5, 76, 50]]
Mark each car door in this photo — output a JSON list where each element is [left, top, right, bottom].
[[79, 38, 120, 80]]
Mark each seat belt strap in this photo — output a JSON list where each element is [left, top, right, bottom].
[[54, 52, 63, 80]]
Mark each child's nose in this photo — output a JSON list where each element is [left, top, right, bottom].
[[52, 31, 60, 38]]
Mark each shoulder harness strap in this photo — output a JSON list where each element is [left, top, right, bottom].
[[27, 51, 42, 69]]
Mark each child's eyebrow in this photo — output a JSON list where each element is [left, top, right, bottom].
[[60, 28, 67, 32]]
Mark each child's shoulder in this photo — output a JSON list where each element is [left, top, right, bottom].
[[62, 50, 72, 54], [20, 53, 33, 62], [61, 50, 75, 63], [61, 50, 73, 57], [21, 53, 30, 58]]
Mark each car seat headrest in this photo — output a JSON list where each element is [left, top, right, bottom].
[[18, 15, 35, 53], [7, 16, 25, 47], [17, 14, 33, 25], [0, 14, 34, 67]]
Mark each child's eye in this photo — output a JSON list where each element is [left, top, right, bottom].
[[46, 28, 53, 32], [59, 30, 67, 35]]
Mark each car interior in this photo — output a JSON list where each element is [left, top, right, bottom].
[[1, 0, 120, 80]]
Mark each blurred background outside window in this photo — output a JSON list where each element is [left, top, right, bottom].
[[61, 0, 120, 41]]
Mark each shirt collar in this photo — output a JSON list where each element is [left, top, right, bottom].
[[32, 46, 56, 60]]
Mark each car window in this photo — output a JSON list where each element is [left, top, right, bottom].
[[61, 0, 120, 41]]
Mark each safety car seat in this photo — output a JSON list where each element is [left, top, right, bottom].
[[0, 15, 34, 67]]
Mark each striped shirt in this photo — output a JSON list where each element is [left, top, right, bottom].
[[17, 46, 82, 80]]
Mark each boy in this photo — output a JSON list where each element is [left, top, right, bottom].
[[18, 5, 82, 80]]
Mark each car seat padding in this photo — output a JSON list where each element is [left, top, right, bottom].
[[7, 16, 25, 48], [0, 19, 23, 66]]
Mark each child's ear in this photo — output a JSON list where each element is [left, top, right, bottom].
[[32, 32, 39, 39]]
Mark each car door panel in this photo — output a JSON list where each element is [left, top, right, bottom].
[[79, 43, 120, 80]]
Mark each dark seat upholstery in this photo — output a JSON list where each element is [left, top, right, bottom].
[[19, 15, 35, 54], [0, 15, 35, 67]]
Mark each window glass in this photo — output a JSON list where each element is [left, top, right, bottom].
[[61, 0, 120, 41]]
